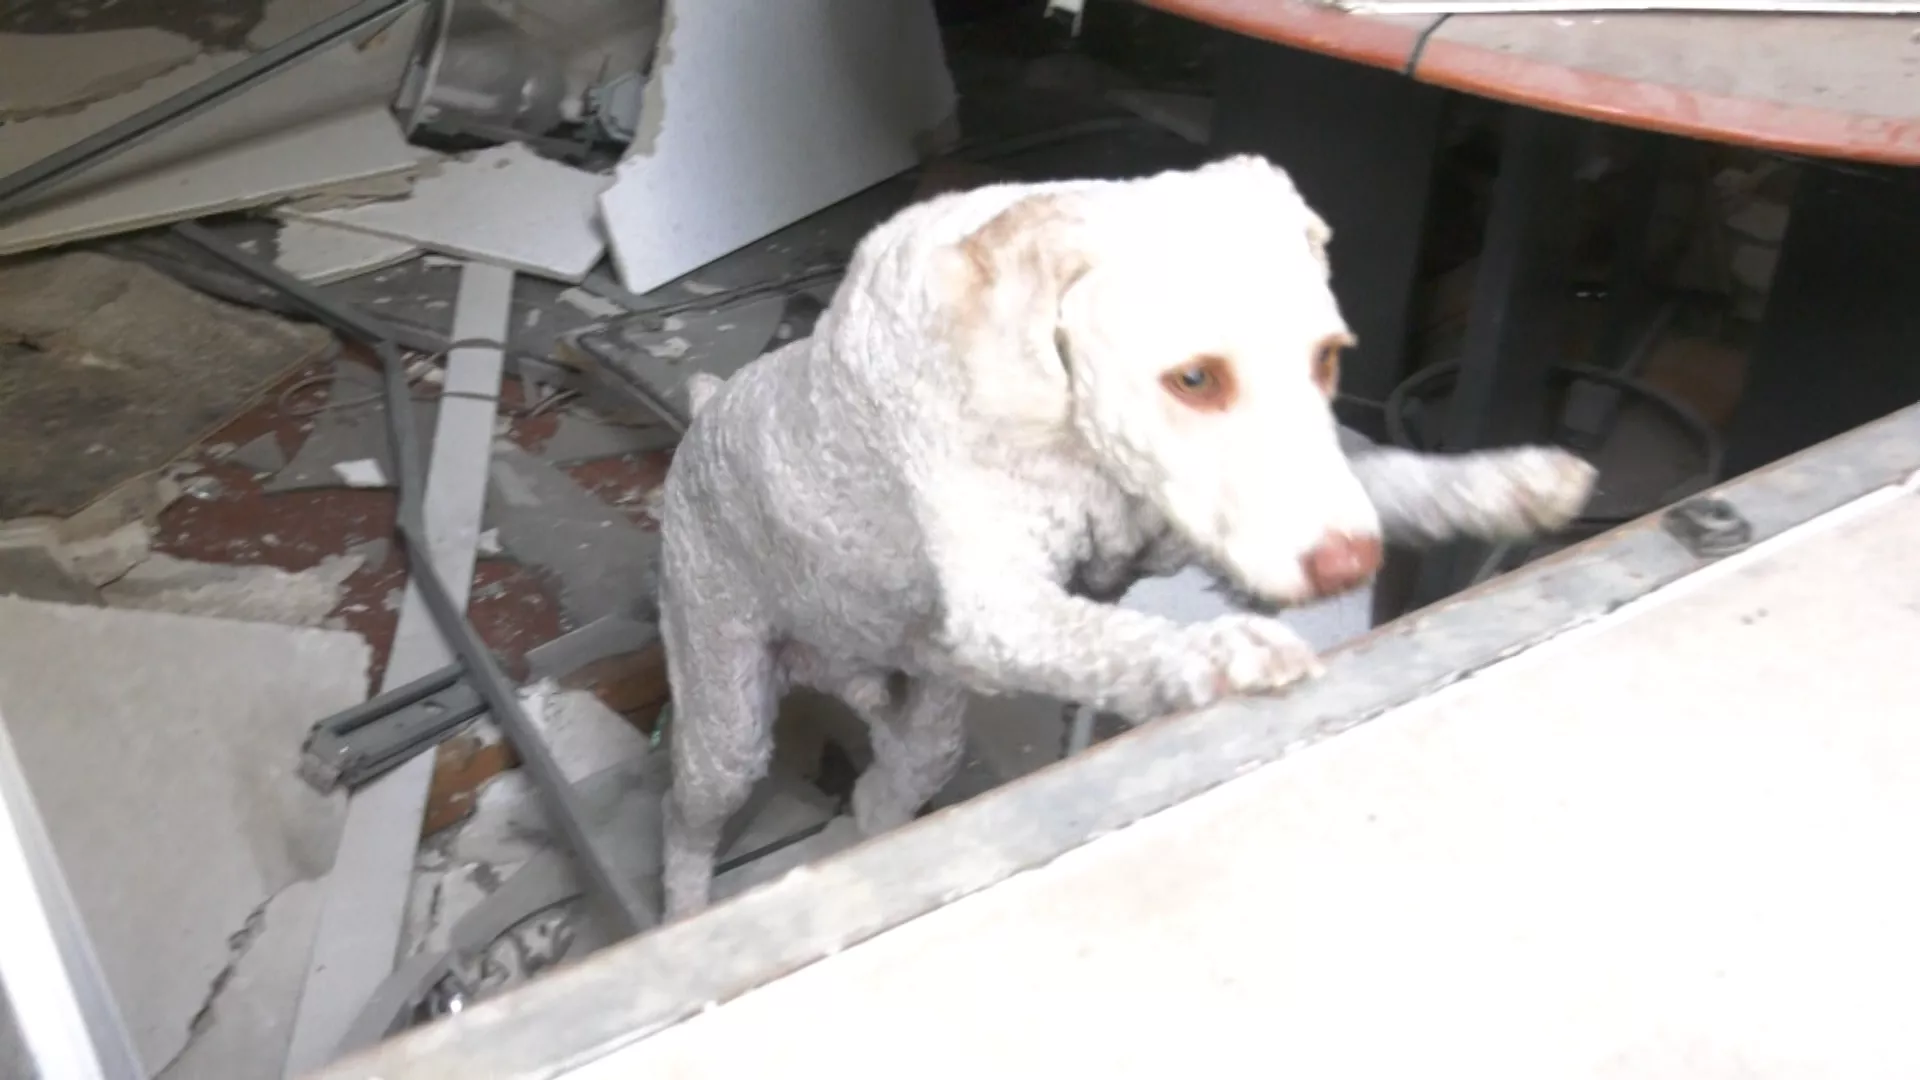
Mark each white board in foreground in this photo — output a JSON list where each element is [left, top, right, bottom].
[[580, 486, 1920, 1079]]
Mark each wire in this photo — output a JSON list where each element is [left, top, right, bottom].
[[275, 337, 631, 428]]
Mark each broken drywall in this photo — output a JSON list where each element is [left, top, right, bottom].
[[599, 0, 957, 295], [536, 409, 677, 466], [0, 597, 368, 1076], [0, 5, 429, 220], [99, 552, 363, 627], [273, 220, 421, 285], [485, 443, 660, 624], [281, 144, 613, 283], [0, 27, 203, 122], [265, 358, 435, 494]]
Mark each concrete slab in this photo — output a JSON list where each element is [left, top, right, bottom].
[[0, 597, 368, 1076]]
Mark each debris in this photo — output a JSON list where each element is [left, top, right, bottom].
[[155, 880, 327, 1080], [263, 358, 435, 494], [523, 683, 652, 785], [536, 409, 677, 467], [0, 1, 431, 255], [100, 553, 364, 627], [61, 471, 184, 543], [274, 220, 421, 285], [485, 443, 661, 625], [331, 458, 389, 488], [642, 335, 691, 359], [283, 262, 516, 1077], [598, 0, 957, 295], [281, 144, 613, 283], [0, 252, 334, 517], [525, 615, 660, 682], [557, 647, 669, 719], [0, 545, 103, 606], [556, 294, 787, 430], [711, 817, 862, 903], [475, 528, 504, 558], [0, 596, 367, 1075], [301, 663, 489, 796], [556, 287, 627, 319], [0, 28, 202, 122], [0, 103, 429, 259], [342, 537, 391, 569], [60, 519, 154, 587], [228, 432, 289, 476]]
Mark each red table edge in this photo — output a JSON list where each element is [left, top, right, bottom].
[[1414, 37, 1920, 167], [1138, 0, 1920, 166], [1139, 0, 1430, 72]]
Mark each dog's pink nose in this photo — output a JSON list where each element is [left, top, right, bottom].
[[1301, 531, 1383, 596]]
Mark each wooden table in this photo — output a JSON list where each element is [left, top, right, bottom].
[[1147, 0, 1920, 162], [1146, 0, 1920, 606]]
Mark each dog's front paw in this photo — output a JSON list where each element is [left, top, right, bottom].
[[1482, 447, 1598, 533], [1154, 614, 1325, 714]]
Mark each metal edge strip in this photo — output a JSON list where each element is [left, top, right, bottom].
[[320, 400, 1920, 1080]]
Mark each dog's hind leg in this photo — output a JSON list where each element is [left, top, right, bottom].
[[660, 589, 780, 920], [851, 676, 971, 835]]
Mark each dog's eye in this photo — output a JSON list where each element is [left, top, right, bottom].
[[1160, 354, 1236, 411], [1311, 335, 1351, 396]]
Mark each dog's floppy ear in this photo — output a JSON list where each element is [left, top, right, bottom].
[[936, 193, 1093, 431]]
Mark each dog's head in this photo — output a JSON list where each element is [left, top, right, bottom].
[[941, 156, 1381, 606]]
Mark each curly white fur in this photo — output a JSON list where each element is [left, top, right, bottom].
[[657, 156, 1596, 917]]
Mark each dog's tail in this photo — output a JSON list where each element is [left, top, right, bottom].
[[685, 372, 726, 419]]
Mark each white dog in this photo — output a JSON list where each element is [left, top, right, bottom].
[[657, 156, 1596, 916]]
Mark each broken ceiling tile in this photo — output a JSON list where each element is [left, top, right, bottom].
[[0, 597, 368, 1075], [536, 409, 678, 467], [485, 444, 659, 626], [598, 0, 956, 295], [281, 144, 613, 283], [227, 432, 289, 476], [99, 553, 363, 627], [274, 220, 422, 286]]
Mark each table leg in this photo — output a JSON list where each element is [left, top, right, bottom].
[[1555, 130, 1669, 452], [1410, 105, 1582, 609], [1721, 165, 1920, 480], [1209, 37, 1445, 436]]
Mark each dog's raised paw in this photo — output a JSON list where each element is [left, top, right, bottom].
[[1498, 447, 1599, 531], [1164, 614, 1325, 711]]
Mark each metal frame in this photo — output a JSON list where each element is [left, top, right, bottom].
[[315, 399, 1920, 1079], [0, 0, 422, 217], [171, 224, 653, 937], [0, 706, 145, 1080]]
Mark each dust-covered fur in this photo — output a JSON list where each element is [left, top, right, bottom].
[[658, 156, 1595, 917]]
